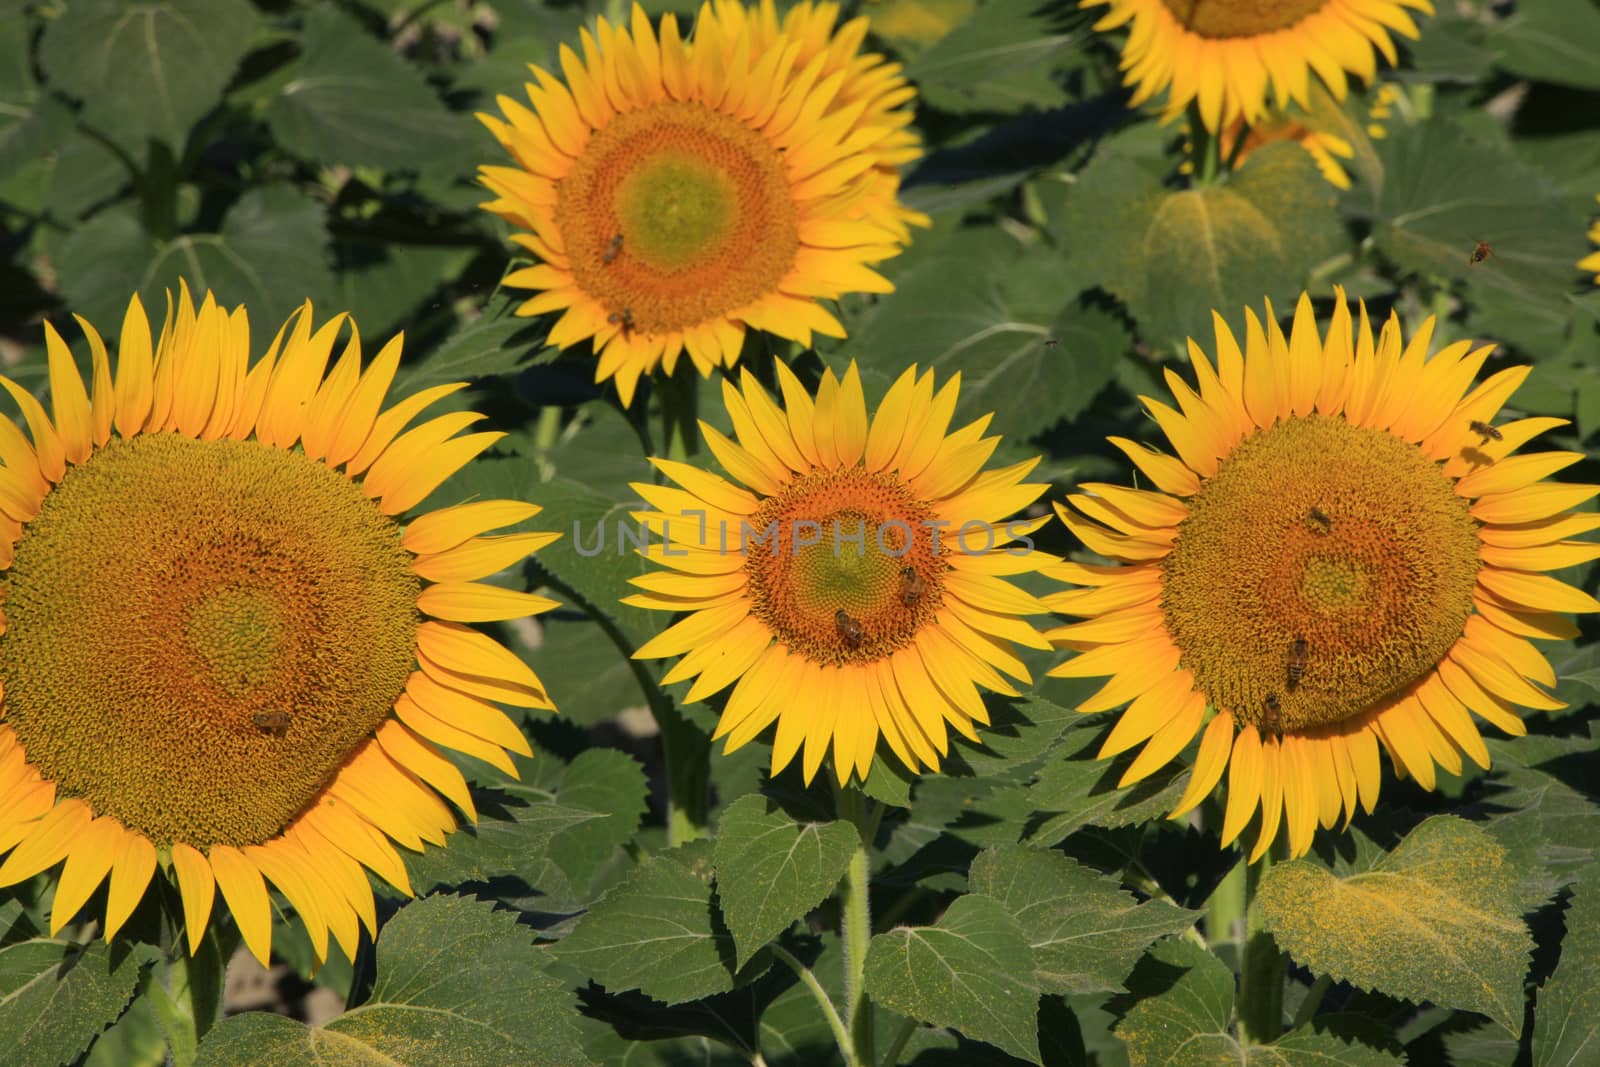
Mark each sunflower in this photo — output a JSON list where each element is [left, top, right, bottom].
[[1581, 194, 1600, 284], [477, 0, 926, 408], [0, 285, 560, 965], [623, 361, 1055, 783], [1048, 289, 1599, 861], [1086, 0, 1432, 133], [1209, 82, 1397, 191]]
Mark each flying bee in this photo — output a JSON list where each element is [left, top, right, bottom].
[[899, 566, 927, 607], [1044, 338, 1058, 348], [252, 710, 291, 736], [835, 609, 863, 648], [1306, 507, 1331, 534], [607, 307, 635, 333], [1286, 637, 1308, 691], [1263, 694, 1282, 734], [1469, 240, 1494, 265], [1469, 419, 1502, 443], [602, 233, 624, 264]]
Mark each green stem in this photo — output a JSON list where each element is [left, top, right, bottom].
[[1186, 101, 1222, 185], [1291, 973, 1332, 1031], [659, 359, 700, 463], [879, 1016, 918, 1067], [835, 785, 877, 1067], [1205, 856, 1246, 956], [770, 944, 853, 1065], [1237, 852, 1286, 1045], [146, 877, 228, 1067]]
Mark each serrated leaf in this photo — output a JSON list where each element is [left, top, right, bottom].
[[1533, 863, 1600, 1066], [404, 792, 603, 895], [0, 940, 152, 1067], [1066, 141, 1347, 350], [969, 845, 1199, 995], [1258, 815, 1532, 1034], [864, 894, 1041, 1063], [392, 301, 547, 392], [902, 0, 1082, 114], [39, 0, 259, 150], [554, 845, 745, 1004], [548, 749, 649, 892], [849, 226, 1111, 440], [195, 895, 590, 1067], [1474, 736, 1600, 909], [53, 186, 336, 350], [712, 794, 858, 967], [1023, 721, 1190, 845], [1118, 940, 1401, 1066], [266, 6, 480, 172]]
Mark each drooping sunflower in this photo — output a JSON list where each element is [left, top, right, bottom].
[[0, 286, 559, 965], [1049, 289, 1599, 861], [623, 361, 1055, 783], [478, 0, 926, 408], [1581, 194, 1600, 284], [1086, 0, 1432, 132]]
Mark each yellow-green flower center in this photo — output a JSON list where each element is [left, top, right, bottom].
[[556, 100, 800, 334], [1, 433, 420, 849], [1160, 415, 1481, 733], [744, 468, 943, 666], [1159, 0, 1328, 38]]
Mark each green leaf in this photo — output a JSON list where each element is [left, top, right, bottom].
[[1023, 721, 1190, 845], [1066, 141, 1347, 350], [0, 940, 151, 1067], [391, 300, 547, 392], [53, 186, 336, 350], [265, 5, 481, 172], [1258, 815, 1533, 1035], [39, 0, 259, 150], [902, 0, 1083, 114], [863, 894, 1041, 1063], [195, 895, 590, 1067], [712, 794, 858, 967], [1118, 940, 1401, 1066], [0, 18, 73, 180], [548, 749, 649, 893], [1475, 735, 1600, 910], [1363, 118, 1589, 355], [849, 225, 1114, 440], [554, 844, 748, 1004], [404, 791, 604, 896], [1533, 863, 1600, 1066], [968, 845, 1199, 995], [1490, 0, 1600, 90]]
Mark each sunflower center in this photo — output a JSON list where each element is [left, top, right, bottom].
[[556, 101, 800, 335], [744, 468, 944, 666], [1158, 0, 1328, 37], [1159, 415, 1480, 733], [0, 433, 420, 849]]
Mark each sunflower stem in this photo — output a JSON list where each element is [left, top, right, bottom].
[[1237, 851, 1286, 1045], [659, 360, 700, 463], [835, 784, 877, 1067], [1187, 101, 1222, 185], [147, 878, 227, 1067], [879, 1015, 918, 1067], [770, 943, 854, 1065]]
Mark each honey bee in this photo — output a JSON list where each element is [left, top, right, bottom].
[[899, 566, 927, 607], [1263, 694, 1282, 734], [1286, 637, 1307, 691], [252, 710, 291, 736], [602, 233, 624, 265], [1469, 419, 1502, 443], [607, 307, 635, 333], [835, 609, 863, 648], [1306, 507, 1331, 534], [1469, 240, 1494, 265], [1044, 338, 1058, 348]]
